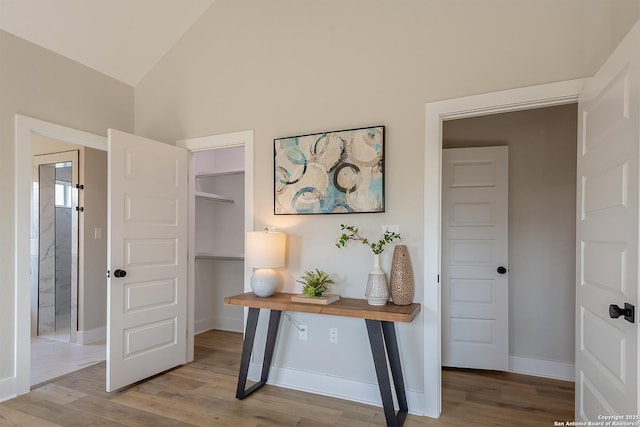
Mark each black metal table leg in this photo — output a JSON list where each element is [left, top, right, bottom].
[[382, 321, 408, 424], [260, 309, 282, 382], [365, 319, 408, 427], [236, 307, 259, 399], [236, 308, 282, 399]]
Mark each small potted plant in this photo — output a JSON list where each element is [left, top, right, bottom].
[[292, 269, 340, 305], [297, 268, 334, 297]]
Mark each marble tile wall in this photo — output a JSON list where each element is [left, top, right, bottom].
[[38, 164, 56, 336], [55, 206, 71, 335]]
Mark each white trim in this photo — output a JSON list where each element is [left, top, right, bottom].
[[423, 78, 588, 419], [76, 326, 107, 345], [510, 356, 575, 381], [13, 115, 107, 400], [177, 130, 255, 361], [250, 363, 425, 416], [0, 377, 16, 403], [194, 317, 244, 335], [17, 116, 107, 151], [177, 130, 254, 152]]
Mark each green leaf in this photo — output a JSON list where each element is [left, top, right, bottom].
[[336, 224, 401, 254]]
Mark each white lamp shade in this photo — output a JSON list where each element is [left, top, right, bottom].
[[246, 231, 286, 268]]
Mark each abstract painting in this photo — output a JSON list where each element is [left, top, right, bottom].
[[274, 125, 385, 214]]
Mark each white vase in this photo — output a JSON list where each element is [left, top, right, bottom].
[[366, 253, 389, 306]]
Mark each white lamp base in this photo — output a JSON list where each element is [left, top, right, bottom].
[[251, 268, 279, 297]]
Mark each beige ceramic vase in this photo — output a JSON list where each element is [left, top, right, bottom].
[[389, 245, 414, 305]]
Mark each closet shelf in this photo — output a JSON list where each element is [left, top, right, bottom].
[[195, 191, 234, 203], [195, 253, 244, 261], [195, 171, 244, 178]]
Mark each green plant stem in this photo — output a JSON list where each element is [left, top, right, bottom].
[[336, 224, 401, 254]]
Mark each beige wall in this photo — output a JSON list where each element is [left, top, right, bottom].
[[610, 0, 640, 51], [132, 1, 636, 407], [82, 147, 108, 333], [443, 104, 577, 366], [0, 30, 133, 382]]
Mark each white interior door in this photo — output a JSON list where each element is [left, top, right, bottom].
[[107, 129, 188, 391], [441, 146, 509, 370], [576, 21, 640, 421]]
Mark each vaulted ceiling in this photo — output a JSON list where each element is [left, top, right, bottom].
[[0, 0, 214, 87]]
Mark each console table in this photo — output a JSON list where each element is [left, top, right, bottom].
[[224, 292, 421, 427]]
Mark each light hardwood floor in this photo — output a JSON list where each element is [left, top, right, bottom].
[[0, 330, 574, 426]]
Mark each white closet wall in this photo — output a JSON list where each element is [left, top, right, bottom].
[[193, 147, 245, 333]]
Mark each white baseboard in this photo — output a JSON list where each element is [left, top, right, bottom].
[[249, 362, 425, 416], [76, 326, 106, 344], [0, 376, 16, 403], [510, 356, 574, 381], [195, 316, 244, 334]]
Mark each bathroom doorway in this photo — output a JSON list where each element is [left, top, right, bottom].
[[32, 151, 79, 343], [29, 139, 107, 386]]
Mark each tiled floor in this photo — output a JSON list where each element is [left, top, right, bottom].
[[30, 337, 105, 386]]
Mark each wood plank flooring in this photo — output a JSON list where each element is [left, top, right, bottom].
[[0, 330, 574, 426]]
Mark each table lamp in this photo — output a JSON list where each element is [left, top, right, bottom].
[[246, 229, 286, 297]]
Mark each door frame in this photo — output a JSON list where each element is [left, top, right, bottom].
[[423, 78, 588, 418], [14, 115, 107, 397], [177, 130, 254, 361]]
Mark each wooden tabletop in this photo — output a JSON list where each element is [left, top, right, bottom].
[[224, 292, 421, 323]]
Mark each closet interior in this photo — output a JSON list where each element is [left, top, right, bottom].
[[193, 146, 245, 334]]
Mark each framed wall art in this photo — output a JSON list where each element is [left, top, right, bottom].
[[274, 125, 385, 215]]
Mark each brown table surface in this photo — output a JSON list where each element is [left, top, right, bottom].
[[224, 292, 421, 323]]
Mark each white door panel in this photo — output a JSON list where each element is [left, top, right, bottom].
[[107, 129, 188, 392], [450, 201, 495, 226], [442, 146, 509, 370], [576, 20, 639, 421]]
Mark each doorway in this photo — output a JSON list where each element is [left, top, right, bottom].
[[422, 79, 586, 418], [30, 140, 108, 386], [192, 146, 246, 334], [15, 121, 109, 391], [440, 104, 577, 380], [32, 151, 79, 343], [178, 131, 254, 347]]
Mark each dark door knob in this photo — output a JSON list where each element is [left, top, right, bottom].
[[497, 266, 507, 274], [609, 303, 635, 323], [113, 269, 127, 278]]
